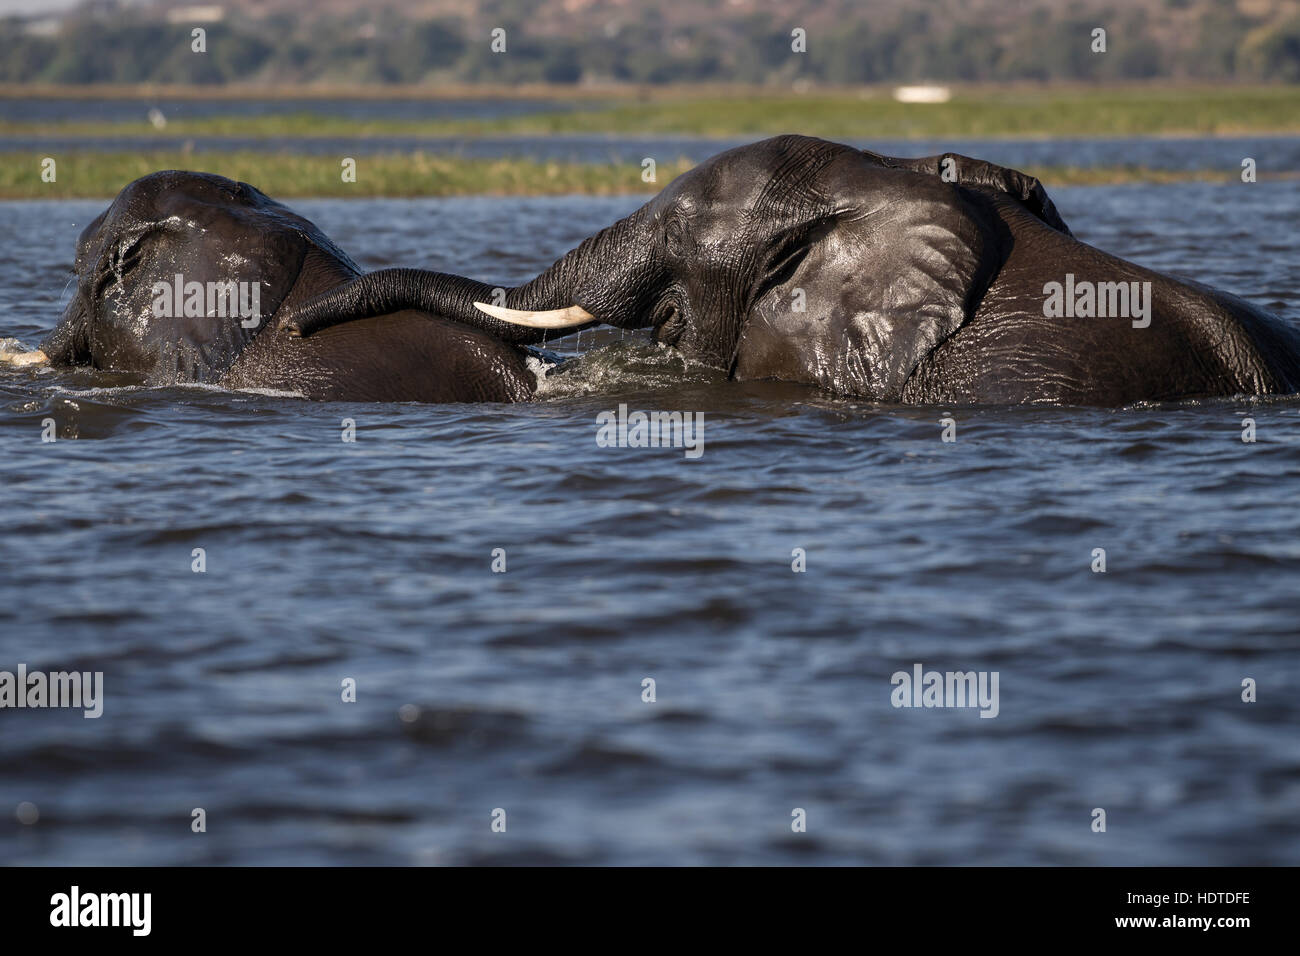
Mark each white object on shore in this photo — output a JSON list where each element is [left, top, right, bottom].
[[892, 85, 952, 104]]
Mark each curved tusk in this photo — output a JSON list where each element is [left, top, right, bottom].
[[473, 301, 594, 329], [0, 348, 48, 367]]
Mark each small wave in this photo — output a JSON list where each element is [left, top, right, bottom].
[[534, 340, 726, 397], [48, 381, 307, 401], [228, 385, 308, 400], [46, 384, 153, 398]]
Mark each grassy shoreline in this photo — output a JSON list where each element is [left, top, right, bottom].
[[0, 152, 692, 199], [0, 151, 1282, 200], [6, 86, 1300, 140]]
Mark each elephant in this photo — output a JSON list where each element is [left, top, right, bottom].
[[0, 170, 535, 402], [277, 134, 1300, 406]]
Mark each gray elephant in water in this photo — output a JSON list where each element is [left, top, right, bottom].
[[1, 170, 534, 402], [280, 134, 1300, 406]]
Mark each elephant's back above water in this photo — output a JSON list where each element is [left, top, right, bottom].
[[223, 310, 536, 403]]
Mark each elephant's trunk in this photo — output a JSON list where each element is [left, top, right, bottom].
[[285, 269, 547, 343], [507, 204, 659, 329], [285, 205, 658, 344]]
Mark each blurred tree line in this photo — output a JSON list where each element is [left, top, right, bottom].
[[3, 1, 1300, 85]]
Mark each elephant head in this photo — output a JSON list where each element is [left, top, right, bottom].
[[7, 170, 536, 402], [279, 135, 1072, 400], [36, 170, 352, 382]]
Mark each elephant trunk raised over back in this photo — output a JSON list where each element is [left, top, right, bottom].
[[284, 205, 663, 343]]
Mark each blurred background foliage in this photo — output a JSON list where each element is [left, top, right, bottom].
[[4, 0, 1300, 86]]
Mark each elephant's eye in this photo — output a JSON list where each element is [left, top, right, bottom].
[[663, 216, 690, 255], [652, 302, 686, 345]]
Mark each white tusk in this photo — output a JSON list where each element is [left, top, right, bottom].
[[0, 348, 48, 367], [473, 301, 594, 329]]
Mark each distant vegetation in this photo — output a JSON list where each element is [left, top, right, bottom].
[[0, 150, 1274, 200], [7, 2, 1300, 198], [4, 0, 1300, 86], [0, 151, 694, 198]]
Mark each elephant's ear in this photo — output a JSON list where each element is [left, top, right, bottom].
[[865, 149, 1072, 236], [737, 161, 1003, 401]]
